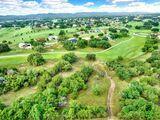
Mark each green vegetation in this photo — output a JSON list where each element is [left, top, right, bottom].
[[118, 81, 160, 120], [63, 101, 107, 119], [63, 41, 76, 50], [62, 53, 78, 63], [142, 37, 159, 52], [77, 39, 88, 48], [27, 53, 45, 66], [34, 45, 46, 53], [0, 15, 160, 120], [86, 53, 96, 61], [0, 44, 10, 53]]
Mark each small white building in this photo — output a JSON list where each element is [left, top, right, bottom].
[[48, 35, 58, 41], [73, 24, 77, 27], [19, 43, 32, 49]]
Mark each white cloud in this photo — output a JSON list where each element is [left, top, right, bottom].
[[0, 0, 160, 15], [128, 2, 146, 6], [84, 2, 94, 7], [97, 2, 160, 13], [111, 0, 136, 3]]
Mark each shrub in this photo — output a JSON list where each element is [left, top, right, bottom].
[[142, 38, 159, 53], [77, 39, 88, 48], [27, 53, 45, 66], [92, 84, 102, 96], [89, 39, 97, 48], [0, 44, 10, 53], [151, 28, 159, 33], [0, 101, 6, 110], [63, 41, 75, 50], [34, 45, 45, 53], [89, 39, 111, 49], [117, 56, 124, 61], [63, 101, 107, 119], [109, 27, 117, 33], [62, 53, 77, 63], [86, 54, 96, 61], [97, 40, 111, 49], [116, 67, 134, 80], [52, 60, 72, 74]]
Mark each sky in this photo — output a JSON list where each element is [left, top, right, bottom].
[[0, 0, 160, 15]]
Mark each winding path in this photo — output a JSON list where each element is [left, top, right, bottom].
[[107, 75, 115, 120], [96, 62, 116, 120]]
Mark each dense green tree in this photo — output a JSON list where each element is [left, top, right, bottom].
[[59, 30, 66, 36], [27, 53, 45, 66], [62, 53, 78, 63], [63, 101, 107, 119], [116, 67, 134, 80], [135, 25, 141, 29], [142, 38, 159, 53], [34, 45, 45, 53], [0, 44, 11, 53], [89, 39, 97, 48], [77, 39, 88, 48], [97, 40, 111, 49], [143, 21, 152, 29], [120, 28, 129, 37], [63, 41, 75, 50], [151, 28, 159, 33], [52, 60, 72, 75], [0, 101, 5, 111], [109, 27, 117, 33]]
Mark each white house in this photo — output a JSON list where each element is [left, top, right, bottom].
[[19, 43, 32, 49], [48, 35, 58, 41], [73, 24, 77, 27]]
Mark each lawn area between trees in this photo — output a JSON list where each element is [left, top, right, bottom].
[[0, 34, 147, 66]]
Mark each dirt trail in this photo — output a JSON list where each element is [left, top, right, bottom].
[[107, 73, 115, 120], [93, 62, 116, 120]]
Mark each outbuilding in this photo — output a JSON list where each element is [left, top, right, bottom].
[[19, 43, 32, 49], [48, 35, 58, 41], [68, 38, 77, 43]]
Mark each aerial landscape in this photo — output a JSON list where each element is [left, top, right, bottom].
[[0, 0, 160, 120]]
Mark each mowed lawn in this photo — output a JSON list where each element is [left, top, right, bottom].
[[0, 35, 147, 66], [0, 53, 62, 67], [0, 27, 77, 44], [97, 36, 146, 60]]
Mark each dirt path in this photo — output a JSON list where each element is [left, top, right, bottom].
[[107, 74, 115, 120], [93, 61, 116, 120]]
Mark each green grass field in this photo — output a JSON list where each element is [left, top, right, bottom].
[[76, 62, 110, 107], [0, 87, 37, 105], [97, 36, 146, 60], [0, 20, 157, 120], [0, 34, 147, 66], [0, 27, 77, 45]]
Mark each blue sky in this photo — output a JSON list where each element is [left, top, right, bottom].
[[0, 0, 160, 15], [30, 0, 160, 5]]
